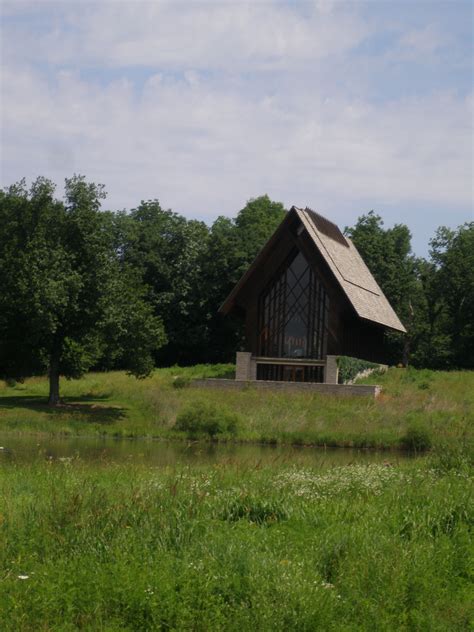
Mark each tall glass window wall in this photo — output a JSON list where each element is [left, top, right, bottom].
[[258, 250, 329, 359]]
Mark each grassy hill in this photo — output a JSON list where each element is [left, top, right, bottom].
[[0, 366, 472, 450]]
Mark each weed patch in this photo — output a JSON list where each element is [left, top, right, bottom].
[[172, 376, 190, 389], [400, 426, 432, 452], [221, 494, 288, 524], [174, 401, 241, 438]]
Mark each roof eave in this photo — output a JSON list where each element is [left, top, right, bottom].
[[359, 315, 407, 334], [218, 206, 301, 314]]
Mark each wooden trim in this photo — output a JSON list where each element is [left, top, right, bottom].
[[254, 357, 325, 366], [219, 207, 300, 314]]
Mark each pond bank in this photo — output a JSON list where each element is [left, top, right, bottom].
[[0, 365, 472, 451]]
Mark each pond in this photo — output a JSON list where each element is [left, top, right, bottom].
[[0, 433, 418, 468]]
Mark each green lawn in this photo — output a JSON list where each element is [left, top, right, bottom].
[[0, 365, 473, 449], [0, 457, 472, 630]]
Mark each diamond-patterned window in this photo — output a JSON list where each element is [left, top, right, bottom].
[[258, 250, 328, 358]]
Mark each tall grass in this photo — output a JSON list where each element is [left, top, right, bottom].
[[0, 458, 472, 630], [0, 366, 472, 449]]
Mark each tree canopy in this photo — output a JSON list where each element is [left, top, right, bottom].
[[346, 212, 474, 368], [1, 177, 472, 385], [428, 223, 474, 368], [0, 177, 166, 404]]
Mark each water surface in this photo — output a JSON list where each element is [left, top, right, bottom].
[[0, 433, 417, 468]]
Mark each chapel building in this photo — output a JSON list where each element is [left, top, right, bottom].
[[219, 206, 406, 384]]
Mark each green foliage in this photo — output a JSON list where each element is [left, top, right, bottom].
[[399, 367, 435, 386], [345, 211, 414, 318], [117, 201, 209, 365], [0, 177, 166, 403], [222, 495, 288, 524], [428, 441, 473, 474], [174, 401, 241, 438], [337, 356, 381, 383], [200, 195, 286, 362], [400, 425, 432, 452], [233, 195, 286, 270], [61, 336, 104, 380], [428, 223, 474, 368], [345, 213, 474, 370], [113, 194, 286, 366], [172, 375, 191, 389]]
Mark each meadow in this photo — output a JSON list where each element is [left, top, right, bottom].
[[0, 366, 473, 450], [0, 453, 472, 630], [1, 367, 472, 629]]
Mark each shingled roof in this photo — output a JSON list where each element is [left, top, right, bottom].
[[220, 206, 406, 333]]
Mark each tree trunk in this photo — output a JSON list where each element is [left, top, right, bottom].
[[402, 301, 415, 367], [402, 336, 410, 367], [48, 352, 61, 406]]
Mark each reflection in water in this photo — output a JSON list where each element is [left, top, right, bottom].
[[0, 434, 415, 468]]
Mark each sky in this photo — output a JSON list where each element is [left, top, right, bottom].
[[1, 0, 473, 255]]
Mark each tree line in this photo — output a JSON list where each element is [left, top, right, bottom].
[[0, 176, 472, 404]]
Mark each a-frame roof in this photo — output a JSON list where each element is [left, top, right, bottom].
[[220, 206, 406, 333]]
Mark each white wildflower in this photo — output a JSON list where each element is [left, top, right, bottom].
[[321, 581, 335, 589]]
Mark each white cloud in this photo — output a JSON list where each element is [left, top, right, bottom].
[[1, 0, 472, 253], [398, 23, 446, 58], [2, 1, 369, 70], [2, 62, 471, 214]]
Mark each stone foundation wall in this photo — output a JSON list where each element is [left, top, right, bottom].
[[192, 378, 381, 398], [325, 355, 339, 384], [235, 352, 257, 381]]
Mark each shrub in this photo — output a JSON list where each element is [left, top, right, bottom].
[[400, 426, 432, 452], [174, 401, 241, 438], [172, 376, 190, 389], [212, 366, 236, 379], [402, 368, 435, 386], [337, 356, 381, 384]]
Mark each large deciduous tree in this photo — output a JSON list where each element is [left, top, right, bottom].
[[428, 223, 474, 368], [0, 177, 166, 405], [201, 195, 287, 361], [117, 200, 210, 364]]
